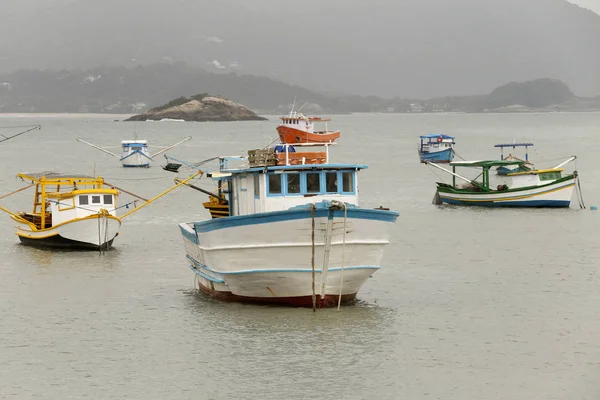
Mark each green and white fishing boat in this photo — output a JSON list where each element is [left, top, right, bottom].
[[426, 156, 579, 207]]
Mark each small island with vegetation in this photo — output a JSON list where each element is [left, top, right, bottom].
[[125, 93, 267, 122]]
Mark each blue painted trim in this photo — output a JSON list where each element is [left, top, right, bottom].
[[122, 164, 150, 168], [266, 173, 284, 197], [186, 255, 379, 275], [441, 198, 570, 207], [179, 224, 199, 244], [120, 149, 153, 162], [188, 265, 225, 283], [193, 204, 399, 233]]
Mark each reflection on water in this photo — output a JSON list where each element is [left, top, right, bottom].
[[1, 113, 600, 399]]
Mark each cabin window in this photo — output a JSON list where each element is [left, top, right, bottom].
[[267, 174, 282, 195], [342, 172, 354, 193], [103, 195, 113, 205], [91, 195, 101, 204], [286, 173, 301, 194], [325, 172, 338, 193], [79, 195, 89, 205], [253, 175, 260, 198], [306, 173, 321, 193], [539, 171, 562, 181]]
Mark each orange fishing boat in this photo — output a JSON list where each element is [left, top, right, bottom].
[[276, 111, 340, 144]]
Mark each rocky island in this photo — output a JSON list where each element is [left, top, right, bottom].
[[125, 94, 267, 122]]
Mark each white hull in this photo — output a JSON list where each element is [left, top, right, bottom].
[[15, 215, 121, 249], [439, 177, 575, 207], [121, 151, 151, 167], [179, 205, 398, 306]]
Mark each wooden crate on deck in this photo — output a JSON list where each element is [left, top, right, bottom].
[[276, 152, 327, 165], [248, 149, 277, 167]]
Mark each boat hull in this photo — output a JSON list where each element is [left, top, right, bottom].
[[120, 150, 151, 167], [436, 176, 575, 207], [277, 126, 340, 144], [419, 148, 454, 163], [179, 203, 398, 307], [14, 215, 121, 250]]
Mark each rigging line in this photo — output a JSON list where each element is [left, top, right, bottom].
[[0, 184, 34, 200], [453, 149, 467, 161], [311, 203, 316, 312], [337, 203, 347, 311]]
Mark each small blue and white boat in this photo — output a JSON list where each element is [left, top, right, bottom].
[[178, 143, 399, 308], [76, 136, 192, 168], [494, 142, 534, 175], [418, 134, 455, 163]]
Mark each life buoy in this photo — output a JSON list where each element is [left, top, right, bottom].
[[437, 137, 443, 143]]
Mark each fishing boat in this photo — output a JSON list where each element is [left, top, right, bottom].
[[76, 136, 192, 167], [277, 111, 340, 144], [494, 142, 534, 175], [426, 156, 579, 207], [0, 171, 201, 250], [418, 134, 455, 163], [176, 143, 398, 308]]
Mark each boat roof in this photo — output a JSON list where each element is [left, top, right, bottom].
[[420, 133, 455, 139], [121, 140, 148, 144], [450, 160, 525, 168], [18, 172, 98, 183], [494, 142, 534, 148], [222, 163, 368, 174]]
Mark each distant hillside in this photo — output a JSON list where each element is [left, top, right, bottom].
[[1, 0, 600, 98], [482, 79, 576, 111], [0, 65, 598, 114]]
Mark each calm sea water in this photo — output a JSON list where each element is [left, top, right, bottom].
[[1, 112, 600, 400]]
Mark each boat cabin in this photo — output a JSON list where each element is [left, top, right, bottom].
[[203, 144, 362, 218], [121, 140, 150, 157], [17, 173, 119, 229], [418, 133, 455, 163], [278, 112, 331, 134], [445, 160, 565, 192]]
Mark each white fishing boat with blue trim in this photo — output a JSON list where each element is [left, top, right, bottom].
[[178, 143, 399, 308], [494, 142, 535, 175], [418, 133, 455, 163], [77, 136, 191, 167], [426, 156, 580, 207]]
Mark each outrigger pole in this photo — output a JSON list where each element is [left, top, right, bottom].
[[553, 156, 577, 170], [424, 161, 478, 186], [173, 178, 227, 202], [0, 125, 41, 143], [76, 138, 119, 157], [150, 136, 192, 159], [119, 170, 204, 219]]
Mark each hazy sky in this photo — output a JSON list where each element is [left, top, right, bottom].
[[570, 0, 600, 13]]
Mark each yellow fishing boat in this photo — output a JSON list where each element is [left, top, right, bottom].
[[0, 171, 201, 250]]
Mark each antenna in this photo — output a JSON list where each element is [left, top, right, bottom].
[[296, 101, 309, 113], [290, 96, 297, 116]]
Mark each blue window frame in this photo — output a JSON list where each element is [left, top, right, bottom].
[[325, 171, 338, 193], [342, 171, 355, 193], [266, 173, 284, 197], [285, 173, 301, 195], [266, 170, 356, 196]]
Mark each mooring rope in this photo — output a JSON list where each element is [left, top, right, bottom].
[[337, 202, 348, 311], [311, 203, 316, 312]]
